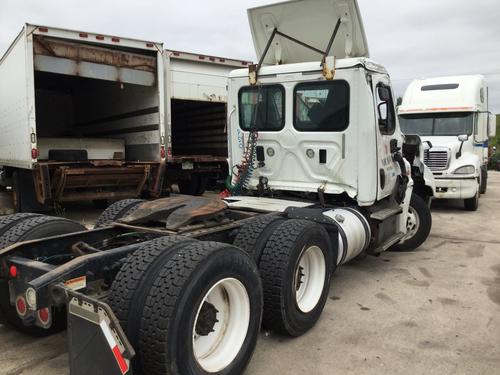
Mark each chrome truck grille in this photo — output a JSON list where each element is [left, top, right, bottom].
[[424, 148, 450, 171]]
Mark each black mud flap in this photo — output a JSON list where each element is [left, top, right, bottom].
[[67, 290, 135, 375]]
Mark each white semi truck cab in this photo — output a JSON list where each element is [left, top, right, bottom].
[[399, 75, 497, 210], [226, 0, 435, 255]]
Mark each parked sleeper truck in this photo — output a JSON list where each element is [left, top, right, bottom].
[[399, 75, 497, 210], [0, 1, 434, 374], [0, 24, 250, 212]]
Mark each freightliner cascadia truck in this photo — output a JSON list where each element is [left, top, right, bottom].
[[399, 75, 496, 210]]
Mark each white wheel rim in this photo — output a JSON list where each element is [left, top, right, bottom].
[[294, 245, 326, 313], [405, 206, 420, 239], [193, 278, 250, 373]]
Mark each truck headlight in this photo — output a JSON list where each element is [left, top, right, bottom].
[[453, 165, 475, 175]]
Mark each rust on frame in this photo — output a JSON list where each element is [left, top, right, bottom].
[[33, 36, 156, 73], [33, 163, 152, 204]]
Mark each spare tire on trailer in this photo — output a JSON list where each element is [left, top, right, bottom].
[[258, 219, 333, 337], [0, 215, 86, 336], [94, 198, 145, 228], [139, 241, 263, 375], [107, 235, 196, 371], [233, 214, 286, 263]]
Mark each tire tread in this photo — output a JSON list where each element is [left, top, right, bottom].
[[95, 199, 145, 228], [233, 214, 284, 262], [108, 236, 195, 342], [139, 241, 241, 375], [0, 215, 85, 249]]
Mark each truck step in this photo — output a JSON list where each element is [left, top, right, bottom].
[[370, 207, 403, 221], [372, 232, 406, 253]]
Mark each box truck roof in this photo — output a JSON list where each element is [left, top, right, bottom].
[[1, 23, 162, 65], [166, 50, 252, 68]]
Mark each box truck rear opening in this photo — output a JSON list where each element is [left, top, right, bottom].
[[0, 25, 165, 211], [163, 50, 251, 195]]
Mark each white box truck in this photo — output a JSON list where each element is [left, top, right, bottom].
[[399, 75, 497, 210], [0, 25, 250, 211], [163, 50, 252, 195]]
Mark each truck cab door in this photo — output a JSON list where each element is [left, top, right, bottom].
[[372, 75, 401, 201]]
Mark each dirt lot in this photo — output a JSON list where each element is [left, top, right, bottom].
[[1, 173, 499, 375]]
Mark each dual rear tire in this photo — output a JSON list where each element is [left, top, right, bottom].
[[109, 238, 262, 375], [234, 217, 334, 337]]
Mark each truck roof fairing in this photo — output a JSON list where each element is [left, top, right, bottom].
[[399, 75, 487, 114]]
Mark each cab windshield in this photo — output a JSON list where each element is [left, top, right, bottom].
[[399, 112, 474, 136]]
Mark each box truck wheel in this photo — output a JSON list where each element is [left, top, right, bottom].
[[233, 214, 286, 263], [107, 235, 196, 371], [139, 242, 262, 375], [12, 170, 49, 213], [92, 199, 109, 209], [393, 194, 432, 251], [464, 189, 479, 211], [178, 174, 207, 196], [479, 167, 487, 194], [94, 198, 145, 228], [0, 215, 86, 335], [258, 219, 333, 336]]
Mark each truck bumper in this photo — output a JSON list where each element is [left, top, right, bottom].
[[434, 177, 478, 199]]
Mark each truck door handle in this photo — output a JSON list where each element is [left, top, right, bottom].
[[319, 149, 327, 164], [256, 146, 265, 167]]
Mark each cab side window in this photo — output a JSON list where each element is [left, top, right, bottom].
[[376, 83, 396, 135]]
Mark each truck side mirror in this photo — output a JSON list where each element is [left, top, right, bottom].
[[456, 134, 469, 159], [377, 102, 387, 127], [376, 84, 395, 134], [377, 86, 391, 102]]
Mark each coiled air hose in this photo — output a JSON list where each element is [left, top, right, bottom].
[[225, 128, 259, 195]]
